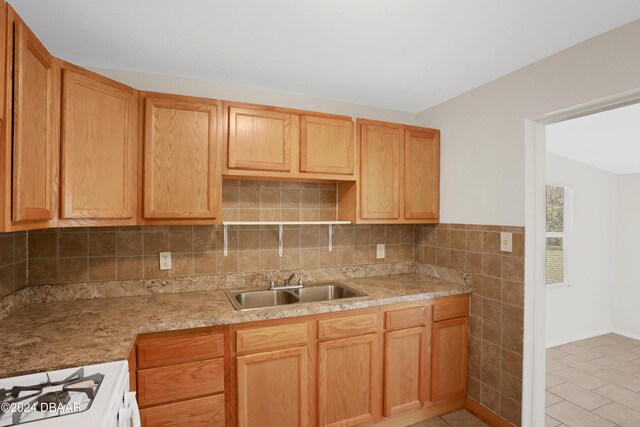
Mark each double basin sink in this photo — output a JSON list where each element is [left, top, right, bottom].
[[226, 283, 367, 311]]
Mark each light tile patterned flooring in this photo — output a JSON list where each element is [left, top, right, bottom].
[[546, 333, 640, 427], [409, 409, 488, 426]]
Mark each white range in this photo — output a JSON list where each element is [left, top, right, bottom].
[[0, 361, 139, 427]]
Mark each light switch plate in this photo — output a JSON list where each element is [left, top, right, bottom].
[[500, 232, 513, 252], [376, 244, 385, 259], [159, 251, 172, 270]]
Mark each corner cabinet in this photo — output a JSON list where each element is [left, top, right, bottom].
[[59, 65, 138, 226], [223, 102, 356, 181], [338, 119, 440, 224], [3, 11, 59, 230], [141, 92, 222, 224]]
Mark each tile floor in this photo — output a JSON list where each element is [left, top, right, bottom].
[[546, 333, 640, 427], [410, 409, 488, 426]]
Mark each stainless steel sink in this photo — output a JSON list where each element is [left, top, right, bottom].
[[225, 283, 366, 311], [291, 283, 365, 303], [227, 289, 299, 310]]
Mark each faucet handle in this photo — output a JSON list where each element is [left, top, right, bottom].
[[297, 275, 308, 286], [267, 279, 276, 290]]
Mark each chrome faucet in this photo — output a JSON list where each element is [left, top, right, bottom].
[[268, 273, 305, 290]]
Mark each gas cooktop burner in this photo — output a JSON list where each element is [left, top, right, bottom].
[[0, 368, 104, 425]]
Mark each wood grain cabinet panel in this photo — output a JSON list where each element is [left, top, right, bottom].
[[137, 359, 224, 407], [11, 20, 56, 223], [318, 334, 380, 427], [227, 106, 294, 172], [60, 67, 137, 222], [317, 313, 378, 341], [404, 128, 440, 220], [385, 306, 428, 331], [140, 394, 225, 427], [236, 322, 308, 354], [237, 346, 308, 427], [384, 327, 427, 417], [431, 317, 468, 401], [300, 115, 354, 175], [359, 122, 402, 220], [143, 94, 221, 220], [137, 332, 224, 369], [433, 296, 469, 322]]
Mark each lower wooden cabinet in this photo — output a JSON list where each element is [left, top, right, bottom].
[[131, 296, 470, 427], [140, 394, 225, 427], [431, 316, 469, 401], [384, 326, 427, 417], [318, 334, 380, 427], [237, 346, 308, 427]]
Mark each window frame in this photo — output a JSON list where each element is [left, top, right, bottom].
[[545, 184, 573, 288]]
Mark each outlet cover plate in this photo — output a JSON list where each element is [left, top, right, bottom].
[[159, 251, 172, 270], [376, 244, 385, 259], [500, 232, 512, 252]]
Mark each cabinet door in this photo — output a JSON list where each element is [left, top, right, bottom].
[[431, 317, 468, 401], [300, 115, 354, 175], [227, 106, 294, 172], [384, 327, 426, 417], [61, 68, 136, 221], [318, 334, 379, 427], [237, 346, 308, 427], [405, 128, 439, 219], [359, 122, 401, 220], [11, 21, 56, 223], [144, 95, 220, 220]]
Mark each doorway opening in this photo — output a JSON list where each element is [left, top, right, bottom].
[[525, 94, 640, 427]]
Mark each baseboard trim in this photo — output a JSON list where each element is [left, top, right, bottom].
[[545, 328, 612, 348], [464, 396, 513, 427], [611, 328, 640, 341]]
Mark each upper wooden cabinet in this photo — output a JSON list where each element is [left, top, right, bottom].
[[300, 115, 354, 175], [227, 106, 295, 173], [141, 92, 222, 223], [339, 119, 440, 224], [224, 102, 356, 181], [60, 66, 137, 225], [359, 122, 402, 220], [2, 6, 60, 231], [405, 128, 440, 220]]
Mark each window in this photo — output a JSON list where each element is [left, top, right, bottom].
[[546, 185, 571, 286]]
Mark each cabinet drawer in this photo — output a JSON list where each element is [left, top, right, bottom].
[[140, 394, 225, 427], [137, 359, 224, 407], [385, 306, 428, 330], [433, 296, 469, 322], [137, 332, 224, 369], [236, 323, 308, 354], [318, 313, 378, 340]]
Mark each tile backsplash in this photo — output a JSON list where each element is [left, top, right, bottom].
[[0, 232, 27, 298]]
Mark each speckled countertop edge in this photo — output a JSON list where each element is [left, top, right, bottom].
[[0, 273, 470, 378]]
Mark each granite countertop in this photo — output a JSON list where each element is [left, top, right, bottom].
[[0, 273, 470, 379]]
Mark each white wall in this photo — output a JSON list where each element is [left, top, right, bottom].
[[613, 173, 640, 339], [87, 67, 418, 125], [415, 20, 640, 226], [545, 153, 618, 347]]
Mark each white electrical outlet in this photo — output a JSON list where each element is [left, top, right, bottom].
[[500, 232, 512, 253], [159, 251, 172, 270], [376, 244, 385, 259]]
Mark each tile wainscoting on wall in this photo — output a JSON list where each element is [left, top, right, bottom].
[[416, 224, 525, 426]]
